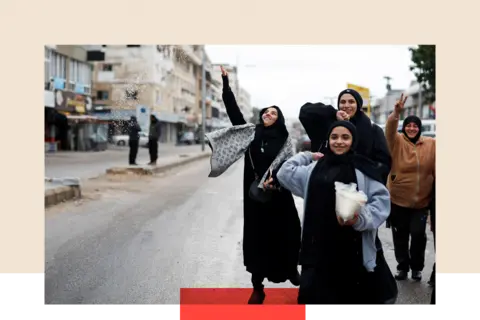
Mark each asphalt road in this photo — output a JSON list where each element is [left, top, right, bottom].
[[45, 158, 435, 304]]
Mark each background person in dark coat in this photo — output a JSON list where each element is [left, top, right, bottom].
[[148, 115, 161, 165], [128, 116, 141, 165], [299, 89, 391, 184], [220, 66, 301, 304]]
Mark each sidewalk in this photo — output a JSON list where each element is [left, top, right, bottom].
[[106, 150, 211, 175], [45, 144, 206, 180], [45, 143, 212, 207]]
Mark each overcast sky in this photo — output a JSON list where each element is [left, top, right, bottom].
[[205, 45, 417, 119]]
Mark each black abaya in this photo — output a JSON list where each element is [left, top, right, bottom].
[[222, 75, 301, 283], [297, 121, 397, 304]]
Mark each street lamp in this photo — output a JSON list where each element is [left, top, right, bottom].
[[201, 49, 207, 152]]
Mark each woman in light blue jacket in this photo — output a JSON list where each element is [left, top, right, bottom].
[[277, 121, 396, 304]]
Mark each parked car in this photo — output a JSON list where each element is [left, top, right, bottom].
[[179, 131, 195, 145], [112, 132, 149, 147], [422, 131, 436, 138], [296, 134, 311, 153]]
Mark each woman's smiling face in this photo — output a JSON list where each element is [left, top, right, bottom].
[[404, 122, 420, 139], [262, 107, 279, 127], [329, 126, 353, 155], [338, 93, 358, 118]]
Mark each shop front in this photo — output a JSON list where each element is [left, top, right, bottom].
[[53, 89, 105, 151], [44, 90, 58, 152]]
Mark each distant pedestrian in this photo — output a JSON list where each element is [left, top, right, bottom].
[[205, 66, 301, 305], [277, 121, 394, 304], [128, 116, 141, 165], [385, 94, 436, 282], [148, 115, 161, 165]]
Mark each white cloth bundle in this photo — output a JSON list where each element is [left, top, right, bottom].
[[334, 181, 368, 222]]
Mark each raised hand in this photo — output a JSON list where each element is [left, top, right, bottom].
[[394, 93, 408, 115], [220, 65, 228, 77]]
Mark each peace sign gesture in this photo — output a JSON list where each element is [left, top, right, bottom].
[[220, 65, 228, 77], [394, 93, 408, 115]]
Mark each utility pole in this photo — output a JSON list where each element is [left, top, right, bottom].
[[201, 47, 207, 152], [384, 76, 392, 92], [418, 81, 422, 118]]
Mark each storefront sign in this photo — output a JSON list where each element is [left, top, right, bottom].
[[54, 89, 90, 114], [136, 105, 151, 133]]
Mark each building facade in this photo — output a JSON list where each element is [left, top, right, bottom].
[[370, 89, 404, 124], [86, 45, 200, 143], [370, 80, 435, 125], [403, 80, 435, 119], [44, 45, 97, 152], [239, 86, 253, 122]]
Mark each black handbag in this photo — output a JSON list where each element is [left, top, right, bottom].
[[247, 148, 275, 203]]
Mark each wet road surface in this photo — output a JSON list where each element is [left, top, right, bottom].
[[45, 158, 434, 304]]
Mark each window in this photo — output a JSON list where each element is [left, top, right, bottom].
[[96, 90, 109, 100], [60, 55, 66, 78], [69, 60, 75, 82], [48, 50, 67, 81], [102, 64, 113, 71], [45, 48, 51, 84]]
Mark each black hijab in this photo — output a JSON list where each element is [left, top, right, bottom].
[[337, 89, 375, 157], [309, 120, 358, 191], [402, 115, 422, 144], [249, 105, 289, 176], [252, 106, 288, 150], [301, 121, 364, 293]]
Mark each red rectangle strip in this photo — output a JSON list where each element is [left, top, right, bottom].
[[180, 305, 306, 320], [180, 288, 299, 304]]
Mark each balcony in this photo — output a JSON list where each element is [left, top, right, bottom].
[[97, 71, 115, 82], [180, 45, 202, 65], [181, 89, 196, 104]]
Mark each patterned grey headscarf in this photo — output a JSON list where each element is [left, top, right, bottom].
[[205, 123, 295, 190]]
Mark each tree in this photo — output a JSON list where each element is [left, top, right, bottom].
[[409, 45, 436, 103]]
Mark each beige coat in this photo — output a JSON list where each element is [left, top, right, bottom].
[[385, 114, 435, 209]]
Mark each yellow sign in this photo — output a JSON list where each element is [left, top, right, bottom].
[[75, 105, 86, 113], [347, 83, 371, 116]]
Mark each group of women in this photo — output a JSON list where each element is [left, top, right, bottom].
[[205, 66, 436, 305]]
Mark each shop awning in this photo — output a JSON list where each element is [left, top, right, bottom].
[[91, 109, 136, 121]]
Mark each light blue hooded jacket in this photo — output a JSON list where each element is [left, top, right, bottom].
[[276, 151, 391, 271]]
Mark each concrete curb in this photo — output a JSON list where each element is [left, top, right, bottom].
[[106, 152, 211, 176], [45, 185, 82, 208]]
